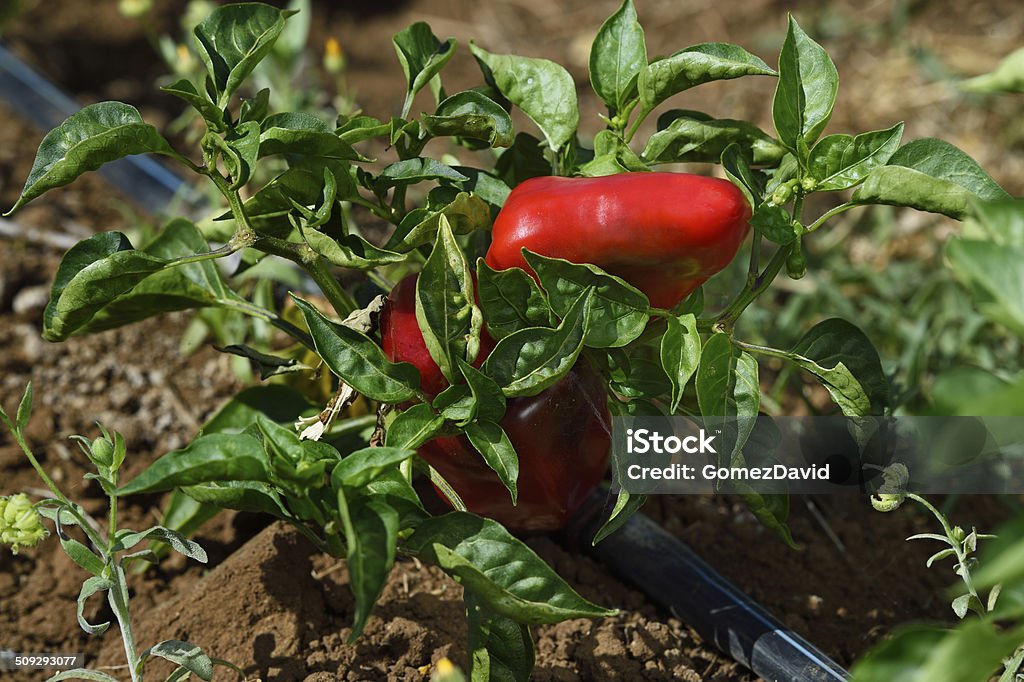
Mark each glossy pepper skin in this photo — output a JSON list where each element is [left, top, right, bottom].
[[485, 173, 752, 309], [380, 274, 611, 531]]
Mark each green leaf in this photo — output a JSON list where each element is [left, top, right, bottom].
[[807, 122, 904, 190], [393, 22, 457, 117], [406, 513, 616, 624], [77, 576, 113, 635], [48, 670, 119, 682], [946, 239, 1024, 336], [720, 142, 764, 209], [259, 118, 363, 161], [385, 403, 444, 450], [193, 3, 295, 107], [387, 192, 491, 251], [852, 139, 1009, 219], [964, 197, 1024, 247], [458, 359, 507, 424], [476, 261, 553, 339], [304, 230, 406, 270], [332, 447, 416, 489], [483, 290, 591, 397], [493, 133, 550, 188], [696, 333, 759, 421], [15, 382, 32, 433], [291, 295, 421, 403], [142, 641, 213, 681], [466, 592, 535, 682], [772, 16, 838, 153], [848, 621, 1024, 682], [416, 218, 484, 382], [160, 79, 226, 130], [117, 434, 268, 495], [337, 495, 399, 641], [523, 251, 649, 349], [660, 313, 701, 413], [217, 344, 311, 380], [240, 87, 270, 124], [422, 91, 514, 148], [589, 0, 647, 113], [470, 42, 579, 152], [465, 421, 519, 503], [643, 110, 784, 166], [592, 490, 646, 545], [788, 318, 889, 416], [750, 203, 795, 245], [961, 46, 1024, 94], [41, 219, 234, 341], [639, 43, 775, 117], [7, 102, 180, 214], [77, 220, 233, 337], [60, 537, 106, 577], [181, 481, 287, 517], [377, 158, 468, 188], [577, 130, 649, 177]]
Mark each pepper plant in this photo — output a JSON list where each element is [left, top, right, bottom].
[[3, 2, 1012, 678]]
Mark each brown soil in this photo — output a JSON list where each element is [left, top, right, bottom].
[[2, 1, 1021, 681]]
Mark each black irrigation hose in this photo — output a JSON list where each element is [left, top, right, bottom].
[[567, 492, 850, 682], [0, 42, 202, 215]]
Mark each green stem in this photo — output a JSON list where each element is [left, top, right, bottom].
[[806, 202, 857, 233], [907, 493, 985, 615], [707, 244, 791, 331], [109, 564, 142, 682], [216, 297, 315, 349], [167, 242, 239, 267], [732, 339, 793, 361], [625, 104, 652, 143]]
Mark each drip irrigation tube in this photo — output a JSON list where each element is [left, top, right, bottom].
[[568, 492, 850, 682], [0, 42, 201, 215]]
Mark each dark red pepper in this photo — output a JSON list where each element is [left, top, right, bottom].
[[485, 173, 752, 309], [380, 274, 611, 531]]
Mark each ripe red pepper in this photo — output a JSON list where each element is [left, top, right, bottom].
[[485, 173, 752, 309], [380, 274, 611, 531]]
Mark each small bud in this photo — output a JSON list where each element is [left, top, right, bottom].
[[0, 494, 48, 553], [119, 0, 152, 19], [90, 436, 115, 467], [324, 38, 346, 75], [951, 526, 966, 543], [769, 183, 794, 206], [801, 176, 818, 193]]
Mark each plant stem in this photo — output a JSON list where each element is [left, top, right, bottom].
[[998, 645, 1024, 682], [805, 202, 856, 233], [907, 493, 985, 615], [708, 244, 791, 331], [109, 563, 142, 682], [215, 297, 315, 349]]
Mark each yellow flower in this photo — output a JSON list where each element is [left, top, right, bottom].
[[0, 494, 48, 553]]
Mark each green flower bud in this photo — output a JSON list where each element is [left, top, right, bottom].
[[91, 436, 115, 467], [801, 176, 818, 193], [951, 525, 966, 543], [769, 182, 794, 206], [0, 494, 48, 553]]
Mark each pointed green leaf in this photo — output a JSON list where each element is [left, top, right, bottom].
[[385, 403, 444, 450], [393, 22, 457, 117], [772, 16, 838, 153], [291, 295, 422, 403], [465, 420, 519, 503], [337, 495, 399, 642], [406, 512, 616, 624], [422, 91, 514, 148], [639, 43, 774, 117], [141, 640, 213, 682], [117, 433, 269, 495], [476, 260, 554, 339], [660, 313, 701, 413], [7, 102, 180, 214], [466, 591, 535, 682], [482, 290, 591, 397], [470, 43, 579, 152], [589, 0, 647, 113], [644, 110, 784, 166], [807, 122, 903, 190], [194, 3, 295, 106]]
